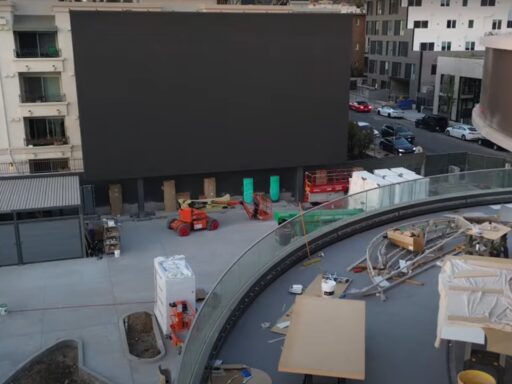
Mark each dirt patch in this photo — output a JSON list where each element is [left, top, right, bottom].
[[125, 312, 161, 359], [7, 343, 99, 384]]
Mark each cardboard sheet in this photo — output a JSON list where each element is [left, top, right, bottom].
[[484, 328, 512, 356], [278, 295, 366, 380], [270, 274, 350, 335]]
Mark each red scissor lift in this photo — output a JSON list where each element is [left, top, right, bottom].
[[304, 169, 352, 205]]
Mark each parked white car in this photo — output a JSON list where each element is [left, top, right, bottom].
[[445, 124, 483, 141], [355, 121, 380, 138], [376, 106, 404, 118]]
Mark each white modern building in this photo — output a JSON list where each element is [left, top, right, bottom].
[[406, 0, 512, 52], [432, 54, 483, 122]]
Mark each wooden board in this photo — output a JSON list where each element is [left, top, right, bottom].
[[210, 368, 272, 384], [163, 180, 176, 212], [270, 274, 350, 335], [204, 177, 216, 199], [466, 223, 511, 241], [278, 295, 366, 380], [109, 184, 123, 216]]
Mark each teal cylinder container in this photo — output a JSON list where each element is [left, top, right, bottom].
[[243, 178, 254, 204], [270, 175, 280, 202]]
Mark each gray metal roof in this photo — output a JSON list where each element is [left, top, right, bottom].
[[0, 175, 80, 213]]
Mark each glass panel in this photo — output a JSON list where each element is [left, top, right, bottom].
[[43, 77, 60, 101], [176, 169, 512, 384]]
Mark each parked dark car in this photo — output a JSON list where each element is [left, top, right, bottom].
[[477, 138, 506, 151], [379, 137, 416, 155], [415, 114, 449, 132], [380, 124, 415, 144]]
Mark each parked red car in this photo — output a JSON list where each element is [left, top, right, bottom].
[[349, 100, 372, 112]]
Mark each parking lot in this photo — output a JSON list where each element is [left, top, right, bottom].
[[349, 108, 510, 158]]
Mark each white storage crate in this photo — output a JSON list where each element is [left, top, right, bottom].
[[154, 255, 196, 335]]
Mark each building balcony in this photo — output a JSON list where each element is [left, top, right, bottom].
[[19, 93, 65, 103], [18, 97, 68, 118], [24, 136, 69, 147], [13, 56, 64, 73], [14, 47, 61, 59]]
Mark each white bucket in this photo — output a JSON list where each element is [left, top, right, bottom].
[[321, 279, 336, 297], [114, 250, 120, 258], [0, 303, 8, 315]]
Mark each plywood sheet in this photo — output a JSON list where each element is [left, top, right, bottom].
[[278, 295, 365, 380], [270, 275, 350, 335], [484, 328, 512, 356], [466, 223, 510, 241], [163, 180, 176, 212]]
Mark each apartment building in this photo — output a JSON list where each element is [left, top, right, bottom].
[[0, 0, 217, 176], [364, 0, 420, 100], [407, 0, 512, 52], [406, 0, 512, 120]]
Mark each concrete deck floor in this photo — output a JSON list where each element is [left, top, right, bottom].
[[0, 204, 290, 384], [219, 205, 512, 384]]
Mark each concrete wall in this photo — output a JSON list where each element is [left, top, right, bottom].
[[433, 56, 483, 121], [407, 1, 512, 51]]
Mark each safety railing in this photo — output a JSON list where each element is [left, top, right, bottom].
[[175, 168, 512, 384], [0, 158, 83, 176]]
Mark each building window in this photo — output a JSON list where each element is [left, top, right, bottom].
[[398, 42, 408, 57], [394, 20, 401, 36], [382, 20, 389, 36], [431, 64, 437, 75], [19, 75, 64, 103], [379, 60, 388, 75], [420, 42, 435, 51], [392, 41, 397, 56], [14, 32, 59, 58], [414, 20, 429, 28], [441, 0, 450, 6], [389, 0, 399, 14], [375, 20, 381, 35], [508, 20, 512, 29], [380, 80, 387, 89], [462, 0, 468, 5], [465, 41, 475, 51], [376, 0, 384, 15], [368, 60, 376, 74], [356, 18, 360, 26], [481, 0, 496, 6], [391, 62, 402, 77], [369, 40, 376, 54], [441, 41, 452, 51], [447, 20, 456, 29], [492, 19, 502, 30], [404, 64, 416, 80], [408, 0, 422, 5], [355, 43, 360, 51], [367, 1, 373, 16], [376, 40, 384, 55], [25, 118, 66, 147], [468, 20, 474, 28]]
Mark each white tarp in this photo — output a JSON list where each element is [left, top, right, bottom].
[[348, 171, 393, 211], [435, 256, 512, 349], [348, 168, 428, 210]]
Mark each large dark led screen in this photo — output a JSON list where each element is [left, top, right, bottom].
[[71, 11, 351, 180]]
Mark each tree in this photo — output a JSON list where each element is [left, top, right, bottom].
[[347, 121, 373, 159]]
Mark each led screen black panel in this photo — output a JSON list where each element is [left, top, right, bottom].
[[71, 11, 351, 180]]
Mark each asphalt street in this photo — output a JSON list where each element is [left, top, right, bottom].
[[349, 109, 510, 158]]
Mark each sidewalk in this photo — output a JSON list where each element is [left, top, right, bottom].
[[349, 92, 425, 123]]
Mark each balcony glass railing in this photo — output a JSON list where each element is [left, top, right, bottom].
[[19, 93, 66, 103], [14, 48, 61, 58], [175, 168, 512, 384]]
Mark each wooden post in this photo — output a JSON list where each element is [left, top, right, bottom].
[[109, 184, 123, 216], [163, 180, 176, 212], [203, 177, 216, 199]]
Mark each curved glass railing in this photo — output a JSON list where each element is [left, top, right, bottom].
[[176, 168, 512, 384]]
